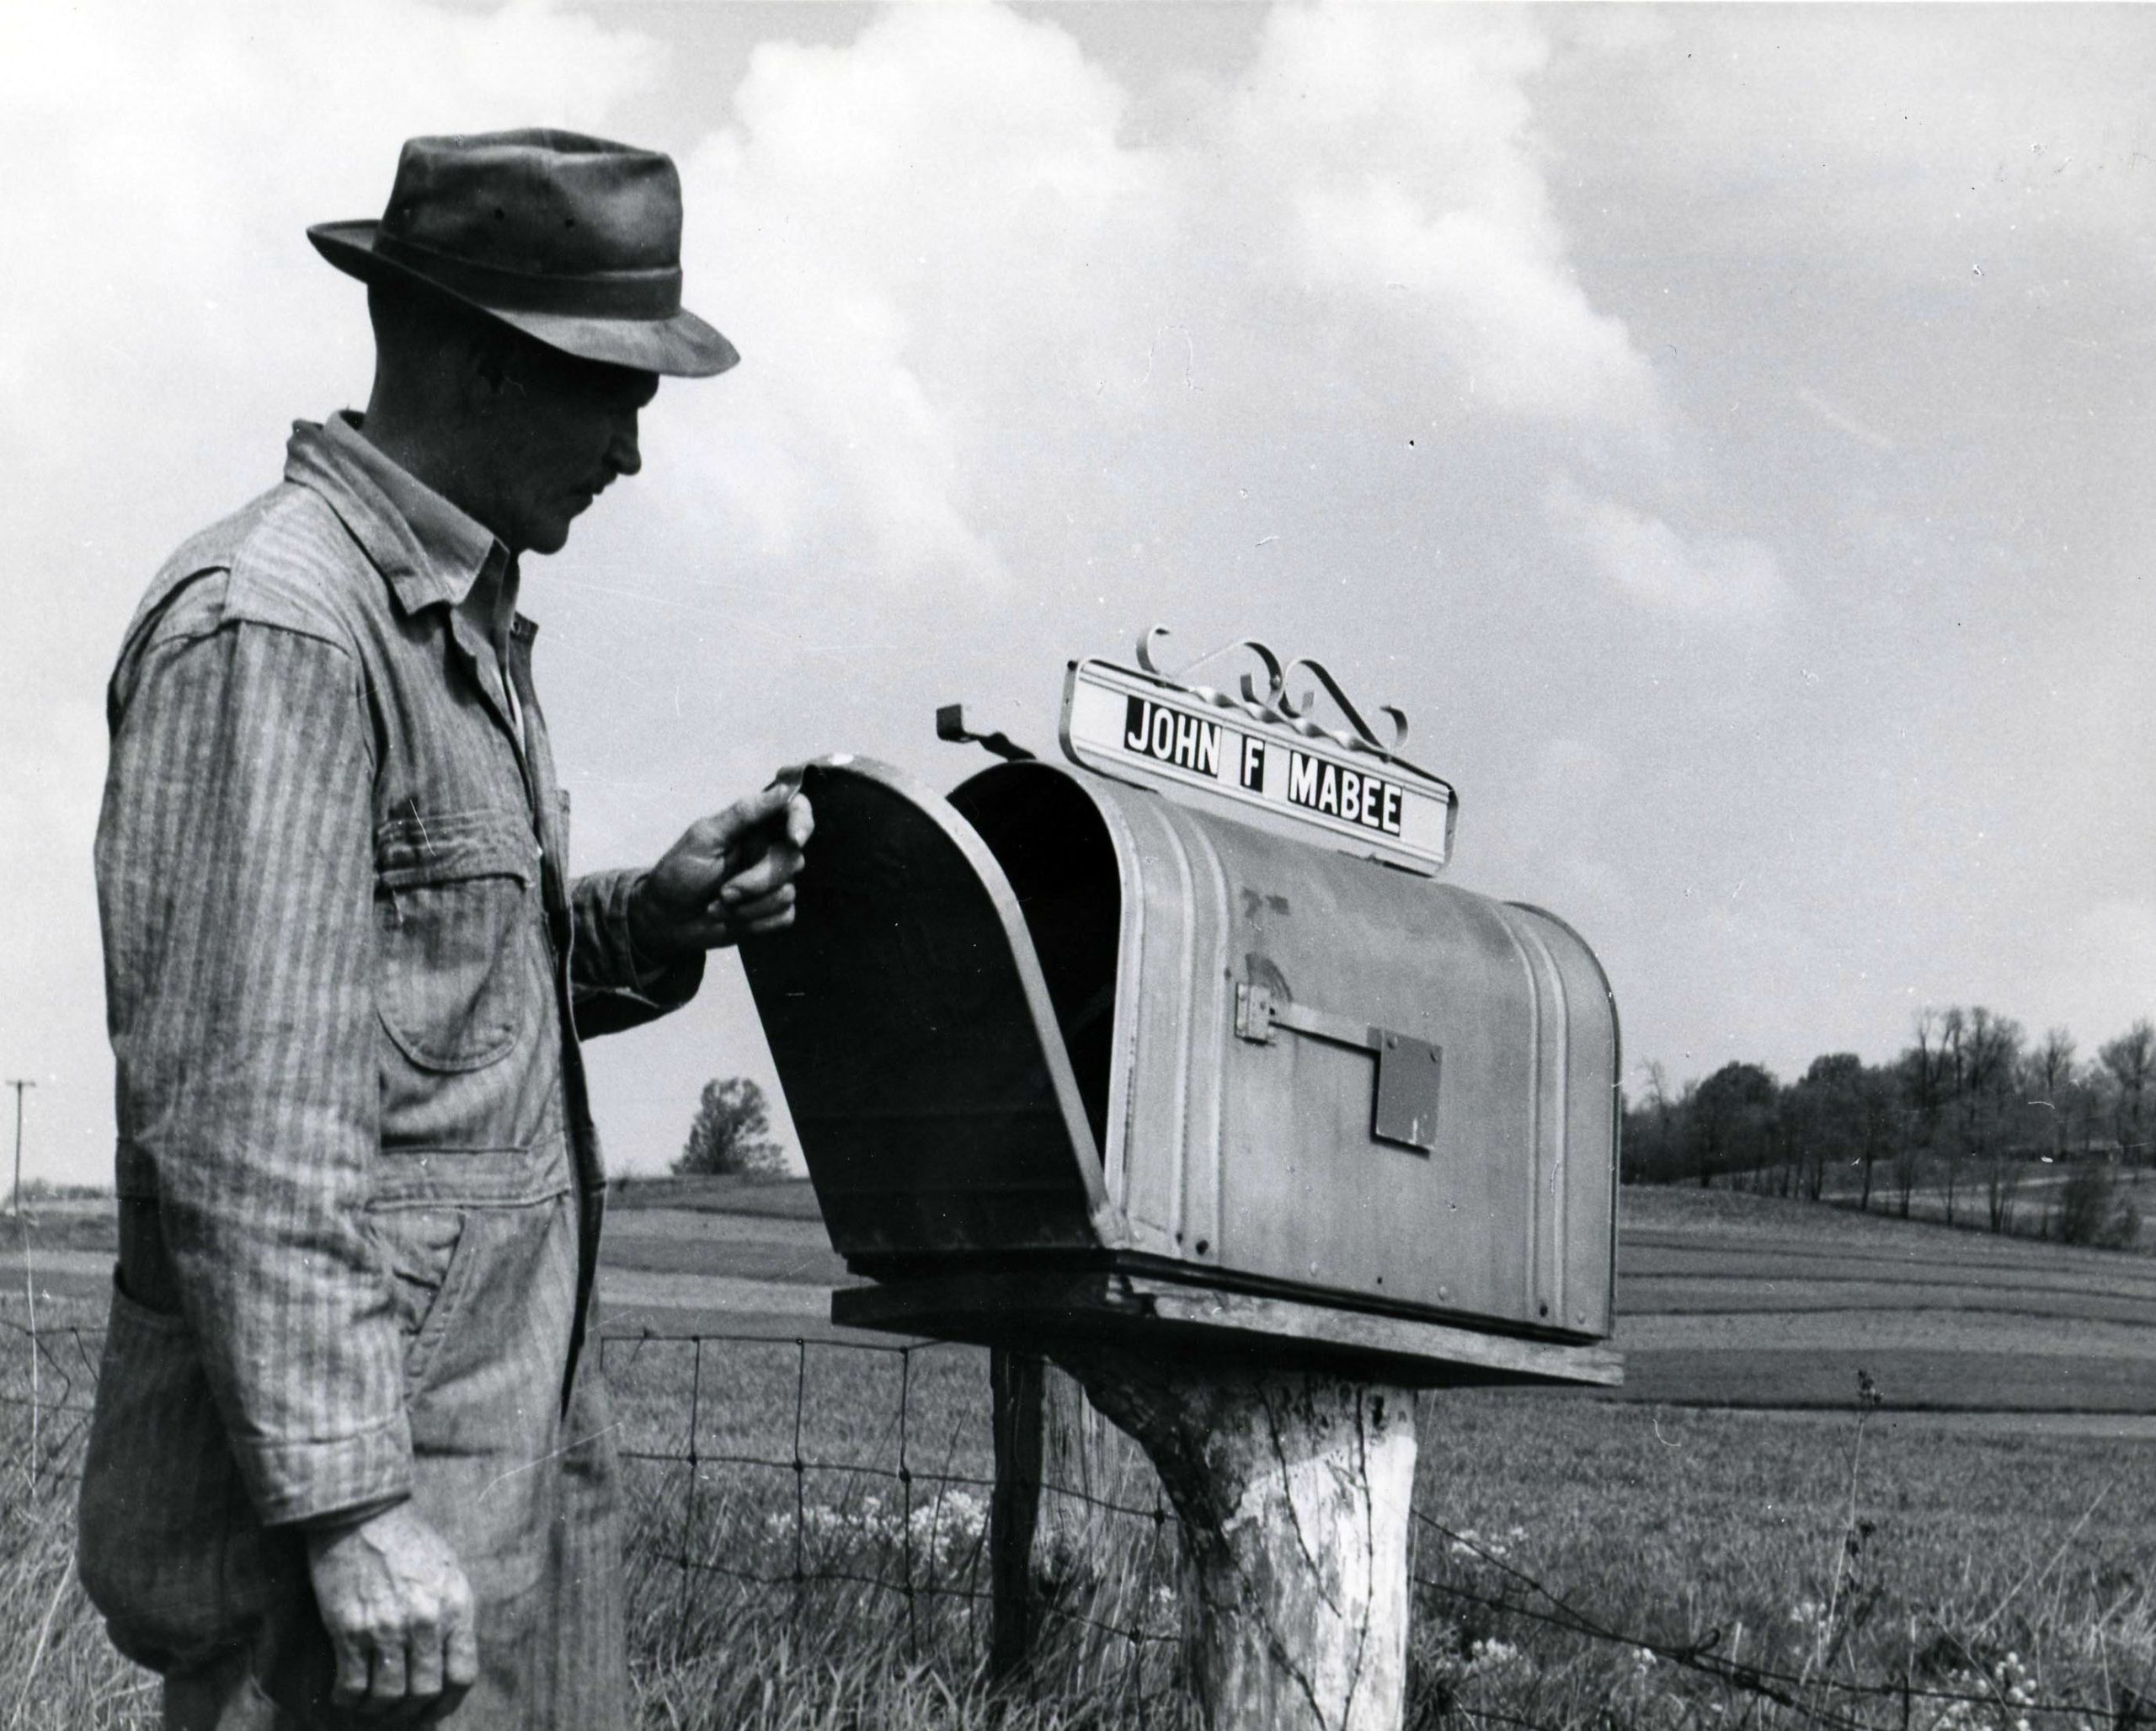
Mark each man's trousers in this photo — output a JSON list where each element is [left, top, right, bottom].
[[80, 1186, 628, 1729]]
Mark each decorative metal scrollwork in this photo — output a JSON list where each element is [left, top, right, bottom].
[[1131, 626, 1417, 765]]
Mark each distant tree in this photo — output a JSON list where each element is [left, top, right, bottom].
[[1888, 1121, 1923, 1219], [1937, 1007, 1972, 1223], [1956, 1008, 2024, 1232], [674, 1077, 787, 1178], [1854, 1062, 1900, 1212], [2022, 1028, 2078, 1162], [1903, 1005, 2021, 1226], [1625, 1010, 2138, 1225], [1789, 1053, 1865, 1202], [1901, 1009, 1951, 1146], [2099, 1020, 2155, 1167], [1689, 1061, 1780, 1189], [1622, 1061, 1683, 1183]]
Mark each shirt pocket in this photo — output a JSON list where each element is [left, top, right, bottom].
[[374, 809, 540, 1073]]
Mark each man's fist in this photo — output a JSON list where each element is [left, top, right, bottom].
[[304, 1503, 477, 1718], [628, 780, 814, 960]]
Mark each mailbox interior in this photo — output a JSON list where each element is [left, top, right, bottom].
[[944, 767, 1123, 1160], [739, 760, 1112, 1269]]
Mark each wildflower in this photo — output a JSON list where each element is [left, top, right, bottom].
[[1446, 1526, 1512, 1562], [1466, 1638, 1520, 1672]]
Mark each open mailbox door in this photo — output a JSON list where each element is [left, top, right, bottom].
[[739, 758, 1115, 1269]]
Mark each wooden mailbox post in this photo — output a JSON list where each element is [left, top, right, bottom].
[[743, 649, 1620, 1729]]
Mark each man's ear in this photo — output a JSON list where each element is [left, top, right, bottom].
[[464, 322, 526, 412]]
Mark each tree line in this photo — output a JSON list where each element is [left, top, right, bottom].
[[1625, 1010, 2152, 1246]]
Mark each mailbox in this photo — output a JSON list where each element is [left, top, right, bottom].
[[744, 652, 1620, 1386]]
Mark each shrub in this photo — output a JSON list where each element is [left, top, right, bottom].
[[2052, 1162, 2142, 1248]]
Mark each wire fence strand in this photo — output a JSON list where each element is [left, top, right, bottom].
[[3, 1313, 2145, 1729]]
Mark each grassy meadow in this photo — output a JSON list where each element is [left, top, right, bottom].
[[1611, 1184, 2156, 1414], [3, 1183, 2152, 1726]]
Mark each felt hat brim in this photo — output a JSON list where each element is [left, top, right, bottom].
[[309, 219, 739, 379]]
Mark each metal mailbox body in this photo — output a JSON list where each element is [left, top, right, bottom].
[[743, 753, 1618, 1365]]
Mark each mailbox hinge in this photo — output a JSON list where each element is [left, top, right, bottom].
[[1233, 982, 1444, 1153]]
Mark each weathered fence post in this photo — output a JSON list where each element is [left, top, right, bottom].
[[987, 1347, 1047, 1680], [1061, 1347, 1418, 1731], [989, 1349, 1157, 1682]]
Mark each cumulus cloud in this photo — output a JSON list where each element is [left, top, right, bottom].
[[669, 3, 1165, 589], [655, 2, 1662, 593], [1544, 475, 1788, 622], [27, 3, 2079, 1182], [1214, 5, 1657, 426]]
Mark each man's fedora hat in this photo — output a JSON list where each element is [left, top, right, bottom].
[[309, 129, 737, 378]]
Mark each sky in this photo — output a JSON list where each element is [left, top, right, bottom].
[[3, 2, 2153, 1188]]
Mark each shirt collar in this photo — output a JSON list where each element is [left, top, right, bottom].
[[284, 412, 513, 622]]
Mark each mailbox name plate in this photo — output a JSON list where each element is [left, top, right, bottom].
[[1060, 660, 1455, 871]]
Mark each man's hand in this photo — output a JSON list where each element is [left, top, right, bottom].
[[628, 780, 814, 961], [304, 1503, 477, 1718]]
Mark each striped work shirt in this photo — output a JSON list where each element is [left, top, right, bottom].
[[93, 412, 702, 1526]]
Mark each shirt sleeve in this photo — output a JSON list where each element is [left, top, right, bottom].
[[564, 868, 705, 1039], [98, 617, 410, 1527]]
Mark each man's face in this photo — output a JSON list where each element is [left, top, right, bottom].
[[476, 340, 660, 556]]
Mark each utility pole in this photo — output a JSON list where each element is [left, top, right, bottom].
[[6, 1080, 31, 1215]]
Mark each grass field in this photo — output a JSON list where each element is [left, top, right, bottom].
[[13, 1177, 2153, 1418], [4, 1285, 2152, 1727], [591, 1178, 2156, 1423], [1610, 1186, 2156, 1418], [3, 1183, 2152, 1724]]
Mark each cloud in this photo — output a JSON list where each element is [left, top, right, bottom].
[[654, 3, 1662, 595], [670, 3, 1161, 589], [1564, 7, 2156, 259], [1509, 738, 1637, 917], [1216, 5, 1658, 426], [27, 1, 2100, 1185], [1544, 475, 1788, 622]]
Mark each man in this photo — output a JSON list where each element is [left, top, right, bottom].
[[79, 131, 810, 1727]]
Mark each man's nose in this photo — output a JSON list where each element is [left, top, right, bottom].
[[608, 414, 642, 478]]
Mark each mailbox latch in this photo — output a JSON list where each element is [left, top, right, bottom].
[[1234, 982, 1443, 1155]]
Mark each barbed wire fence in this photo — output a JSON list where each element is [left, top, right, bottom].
[[3, 1313, 2148, 1728]]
